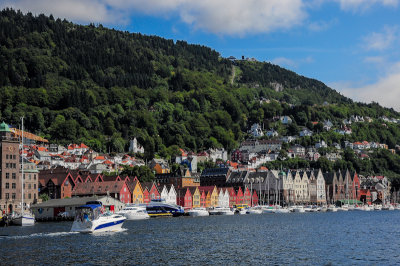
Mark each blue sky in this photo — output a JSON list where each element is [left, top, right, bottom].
[[2, 0, 400, 110]]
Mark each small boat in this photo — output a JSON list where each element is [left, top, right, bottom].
[[234, 204, 249, 214], [187, 207, 209, 217], [12, 212, 35, 226], [382, 204, 395, 211], [146, 199, 185, 217], [292, 206, 305, 213], [246, 206, 263, 214], [327, 205, 338, 212], [209, 207, 234, 215], [117, 205, 150, 220], [374, 204, 382, 211], [71, 201, 126, 233], [320, 206, 328, 212], [338, 205, 349, 212], [261, 205, 277, 213], [275, 207, 290, 214]]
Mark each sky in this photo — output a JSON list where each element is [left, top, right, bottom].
[[2, 0, 400, 111]]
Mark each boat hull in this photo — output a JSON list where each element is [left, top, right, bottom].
[[13, 214, 35, 226], [188, 210, 209, 217], [124, 213, 150, 220], [71, 216, 126, 233]]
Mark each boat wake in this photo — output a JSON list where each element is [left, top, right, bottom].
[[0, 231, 79, 240]]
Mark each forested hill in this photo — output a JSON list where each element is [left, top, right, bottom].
[[0, 9, 399, 160]]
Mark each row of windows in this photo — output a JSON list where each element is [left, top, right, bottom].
[[23, 174, 37, 180], [5, 193, 16, 199], [5, 163, 17, 169], [5, 183, 16, 189], [5, 154, 17, 160], [5, 173, 16, 179]]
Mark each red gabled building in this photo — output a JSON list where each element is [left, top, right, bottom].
[[251, 190, 259, 206], [73, 181, 132, 204], [39, 167, 77, 199], [200, 190, 206, 207], [351, 171, 361, 200], [244, 187, 251, 206], [143, 187, 150, 204], [227, 187, 237, 207], [236, 187, 244, 205], [177, 188, 193, 209]]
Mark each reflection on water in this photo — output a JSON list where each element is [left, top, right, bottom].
[[1, 211, 400, 265]]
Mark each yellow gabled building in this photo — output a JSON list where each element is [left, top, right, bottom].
[[199, 186, 219, 208], [192, 187, 201, 208]]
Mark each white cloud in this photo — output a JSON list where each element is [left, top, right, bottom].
[[335, 0, 399, 12], [270, 56, 314, 68], [271, 57, 297, 68], [337, 62, 400, 111], [363, 26, 399, 51], [1, 0, 124, 24], [1, 0, 307, 35]]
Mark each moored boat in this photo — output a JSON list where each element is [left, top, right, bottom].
[[146, 199, 185, 217], [209, 207, 234, 215], [187, 207, 209, 217], [292, 206, 305, 213], [246, 206, 263, 214], [71, 201, 126, 233], [12, 212, 35, 226], [117, 205, 150, 220]]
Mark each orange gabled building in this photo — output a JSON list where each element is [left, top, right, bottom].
[[199, 186, 219, 207], [129, 177, 144, 204]]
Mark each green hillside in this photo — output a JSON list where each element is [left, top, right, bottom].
[[1, 9, 399, 178]]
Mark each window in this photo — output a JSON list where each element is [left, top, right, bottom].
[[13, 155, 16, 160], [12, 193, 16, 199], [12, 183, 16, 189], [29, 174, 31, 180], [5, 183, 9, 189], [34, 184, 36, 189], [13, 163, 16, 168], [28, 184, 31, 189], [6, 173, 9, 179], [34, 174, 36, 180], [6, 163, 9, 168], [12, 173, 16, 179], [6, 154, 9, 159], [5, 193, 9, 199], [28, 193, 31, 199]]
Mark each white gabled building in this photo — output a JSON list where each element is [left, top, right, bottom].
[[218, 188, 230, 208], [315, 169, 326, 204], [167, 185, 177, 205]]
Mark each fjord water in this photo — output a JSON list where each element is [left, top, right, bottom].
[[1, 211, 400, 265]]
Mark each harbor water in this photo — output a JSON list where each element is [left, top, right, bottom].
[[1, 211, 400, 265]]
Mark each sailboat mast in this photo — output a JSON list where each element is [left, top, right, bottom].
[[21, 117, 24, 212]]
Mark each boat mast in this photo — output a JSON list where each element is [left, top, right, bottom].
[[21, 116, 24, 213]]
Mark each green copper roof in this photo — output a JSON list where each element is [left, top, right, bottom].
[[0, 122, 11, 132], [279, 171, 286, 176]]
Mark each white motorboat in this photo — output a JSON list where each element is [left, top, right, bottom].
[[13, 212, 35, 226], [292, 206, 305, 213], [71, 201, 126, 233], [348, 205, 355, 211], [261, 205, 276, 213], [327, 205, 338, 212], [117, 205, 149, 220], [246, 206, 263, 214], [187, 207, 209, 217], [275, 207, 290, 214], [374, 204, 382, 211], [338, 205, 349, 212], [382, 204, 395, 211], [209, 207, 234, 216]]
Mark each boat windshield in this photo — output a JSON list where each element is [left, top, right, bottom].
[[75, 207, 101, 221]]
